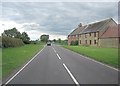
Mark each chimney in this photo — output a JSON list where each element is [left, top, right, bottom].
[[78, 23, 82, 27]]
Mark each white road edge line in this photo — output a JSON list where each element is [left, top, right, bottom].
[[57, 54, 61, 60], [5, 46, 45, 84], [63, 63, 80, 86], [79, 55, 119, 71]]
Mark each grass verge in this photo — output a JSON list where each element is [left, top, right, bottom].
[[2, 44, 43, 78], [39, 42, 46, 45], [62, 45, 118, 68]]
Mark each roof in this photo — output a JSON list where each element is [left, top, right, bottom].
[[100, 25, 120, 38], [69, 25, 87, 35], [80, 18, 113, 34], [69, 18, 117, 36]]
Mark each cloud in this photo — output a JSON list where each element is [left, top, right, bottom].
[[1, 2, 118, 40]]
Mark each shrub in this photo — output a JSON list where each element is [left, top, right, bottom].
[[61, 41, 68, 45], [2, 36, 24, 48], [70, 40, 78, 45], [74, 40, 78, 45]]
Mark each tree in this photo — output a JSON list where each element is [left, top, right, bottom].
[[58, 38, 61, 43], [40, 34, 49, 42], [2, 28, 31, 44], [21, 32, 30, 44], [53, 39, 56, 42], [2, 27, 22, 38]]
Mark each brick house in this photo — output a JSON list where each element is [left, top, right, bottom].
[[68, 24, 86, 45], [68, 18, 118, 48]]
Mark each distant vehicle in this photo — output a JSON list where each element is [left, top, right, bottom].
[[47, 42, 51, 46]]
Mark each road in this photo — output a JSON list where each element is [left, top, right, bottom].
[[4, 44, 118, 85]]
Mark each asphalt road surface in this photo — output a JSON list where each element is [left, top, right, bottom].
[[5, 44, 118, 85]]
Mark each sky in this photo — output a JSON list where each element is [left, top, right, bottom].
[[0, 1, 118, 40]]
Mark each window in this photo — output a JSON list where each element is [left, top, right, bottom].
[[89, 33, 91, 37], [79, 34, 81, 38], [85, 40, 87, 44], [85, 34, 87, 38], [80, 40, 81, 44], [94, 32, 96, 37], [72, 35, 74, 38], [76, 35, 78, 37], [89, 40, 91, 45], [94, 40, 96, 44]]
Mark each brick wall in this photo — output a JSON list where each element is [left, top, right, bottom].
[[68, 35, 79, 45], [78, 32, 99, 46]]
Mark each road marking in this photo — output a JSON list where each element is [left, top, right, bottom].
[[52, 47, 56, 53], [63, 63, 80, 86], [63, 46, 118, 71], [79, 55, 119, 71], [5, 46, 45, 84], [57, 54, 61, 60]]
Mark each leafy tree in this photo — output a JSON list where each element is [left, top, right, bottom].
[[40, 34, 49, 43], [21, 32, 30, 44], [53, 39, 56, 42], [15, 32, 22, 39], [2, 28, 30, 44], [58, 38, 61, 43], [2, 27, 22, 38]]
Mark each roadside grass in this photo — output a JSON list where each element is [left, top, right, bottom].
[[2, 44, 43, 78], [62, 45, 118, 68], [0, 48, 2, 79], [39, 42, 46, 45]]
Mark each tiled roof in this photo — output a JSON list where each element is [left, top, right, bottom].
[[80, 18, 112, 34], [69, 18, 117, 36], [100, 25, 120, 38], [69, 25, 87, 35]]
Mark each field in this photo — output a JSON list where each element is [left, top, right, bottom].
[[2, 44, 43, 78], [39, 42, 46, 45], [62, 45, 118, 68]]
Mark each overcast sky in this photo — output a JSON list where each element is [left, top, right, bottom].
[[0, 2, 118, 40]]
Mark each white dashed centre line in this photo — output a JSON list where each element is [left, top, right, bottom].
[[57, 54, 61, 60], [63, 63, 80, 86], [52, 46, 80, 86], [52, 47, 56, 53]]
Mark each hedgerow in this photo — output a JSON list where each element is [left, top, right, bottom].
[[2, 36, 24, 48]]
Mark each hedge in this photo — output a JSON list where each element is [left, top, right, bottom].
[[70, 40, 78, 45], [2, 36, 24, 48]]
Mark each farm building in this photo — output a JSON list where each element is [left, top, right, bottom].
[[99, 25, 120, 48], [68, 18, 119, 48]]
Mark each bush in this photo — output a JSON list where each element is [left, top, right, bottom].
[[61, 41, 68, 45], [30, 41, 39, 44], [70, 40, 78, 45], [2, 36, 24, 48]]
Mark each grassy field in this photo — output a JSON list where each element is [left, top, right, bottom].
[[2, 44, 43, 78], [62, 45, 118, 68], [39, 42, 46, 45]]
